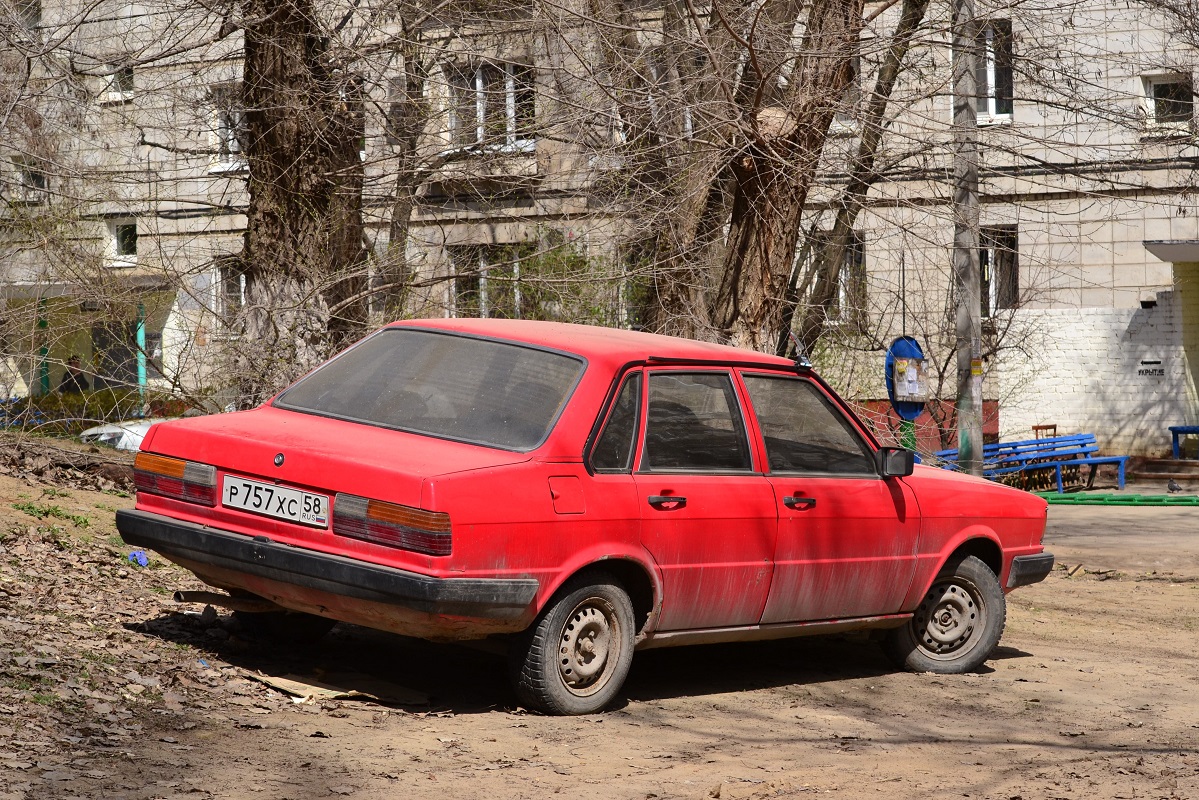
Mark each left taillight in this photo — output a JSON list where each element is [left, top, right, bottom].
[[134, 452, 217, 507], [333, 494, 452, 556]]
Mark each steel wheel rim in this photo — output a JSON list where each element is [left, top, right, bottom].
[[557, 598, 620, 697], [912, 578, 985, 661]]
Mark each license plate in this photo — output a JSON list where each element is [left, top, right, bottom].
[[221, 476, 329, 528]]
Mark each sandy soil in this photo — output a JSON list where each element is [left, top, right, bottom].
[[1, 472, 1196, 800]]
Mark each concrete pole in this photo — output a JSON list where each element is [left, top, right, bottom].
[[952, 0, 983, 475]]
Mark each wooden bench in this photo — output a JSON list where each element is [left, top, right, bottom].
[[935, 433, 1129, 493], [1168, 425, 1199, 459]]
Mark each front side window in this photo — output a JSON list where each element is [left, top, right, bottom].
[[742, 375, 875, 475], [274, 328, 584, 451], [591, 373, 641, 472], [976, 20, 1013, 120], [642, 372, 752, 472]]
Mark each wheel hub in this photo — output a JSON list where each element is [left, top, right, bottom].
[[559, 604, 613, 688], [915, 583, 980, 655]]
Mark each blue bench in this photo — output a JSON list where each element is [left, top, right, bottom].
[[935, 433, 1128, 493], [1169, 425, 1199, 459]]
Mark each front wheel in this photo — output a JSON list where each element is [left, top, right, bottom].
[[510, 572, 635, 715], [883, 555, 1006, 674]]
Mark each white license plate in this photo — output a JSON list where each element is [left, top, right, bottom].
[[221, 476, 329, 528]]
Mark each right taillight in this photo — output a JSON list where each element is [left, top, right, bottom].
[[134, 452, 217, 507], [333, 494, 452, 556]]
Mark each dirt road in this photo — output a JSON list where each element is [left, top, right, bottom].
[[1, 474, 1196, 800]]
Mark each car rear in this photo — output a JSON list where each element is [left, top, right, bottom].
[[117, 326, 587, 639]]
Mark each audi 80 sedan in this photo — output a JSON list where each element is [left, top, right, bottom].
[[117, 318, 1053, 715]]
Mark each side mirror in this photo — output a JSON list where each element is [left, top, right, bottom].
[[877, 447, 915, 478]]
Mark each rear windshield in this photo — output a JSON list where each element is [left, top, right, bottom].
[[274, 328, 586, 451]]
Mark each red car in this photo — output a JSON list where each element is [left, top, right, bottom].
[[117, 319, 1052, 714]]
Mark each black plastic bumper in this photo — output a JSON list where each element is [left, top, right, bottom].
[[1006, 552, 1055, 589], [116, 509, 539, 619]]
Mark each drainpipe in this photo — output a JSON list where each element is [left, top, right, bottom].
[[37, 298, 50, 395], [136, 302, 147, 417]]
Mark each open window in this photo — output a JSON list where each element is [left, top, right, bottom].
[[1143, 74, 1193, 132], [976, 20, 1014, 122], [980, 225, 1019, 317]]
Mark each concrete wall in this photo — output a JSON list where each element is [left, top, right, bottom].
[[997, 290, 1193, 456]]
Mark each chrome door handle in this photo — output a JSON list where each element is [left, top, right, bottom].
[[783, 496, 816, 509]]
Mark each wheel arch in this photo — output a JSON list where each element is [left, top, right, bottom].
[[948, 536, 1003, 578], [545, 557, 660, 640], [903, 527, 1004, 610]]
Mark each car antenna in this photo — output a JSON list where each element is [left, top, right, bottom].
[[787, 330, 812, 370]]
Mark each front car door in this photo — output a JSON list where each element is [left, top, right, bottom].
[[739, 373, 920, 624], [631, 370, 777, 631]]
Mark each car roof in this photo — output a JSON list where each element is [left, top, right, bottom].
[[387, 318, 798, 370]]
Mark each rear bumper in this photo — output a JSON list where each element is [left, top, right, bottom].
[[1006, 552, 1055, 589], [116, 509, 539, 621]]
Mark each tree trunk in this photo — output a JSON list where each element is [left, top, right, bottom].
[[236, 0, 367, 406], [708, 0, 865, 350], [788, 0, 932, 355]]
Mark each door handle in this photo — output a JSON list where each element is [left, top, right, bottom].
[[648, 495, 687, 508], [783, 496, 817, 509]]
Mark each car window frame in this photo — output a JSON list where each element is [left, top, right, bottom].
[[586, 369, 644, 474], [271, 326, 588, 453], [634, 368, 760, 476], [737, 370, 881, 479]]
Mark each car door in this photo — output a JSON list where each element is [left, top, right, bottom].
[[739, 373, 920, 624], [632, 370, 777, 631]]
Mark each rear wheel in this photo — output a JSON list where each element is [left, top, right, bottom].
[[883, 555, 1005, 674], [233, 610, 337, 644], [511, 572, 635, 715]]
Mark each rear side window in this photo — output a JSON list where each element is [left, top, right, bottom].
[[274, 329, 585, 451], [642, 372, 752, 471], [742, 375, 874, 474], [591, 373, 641, 472]]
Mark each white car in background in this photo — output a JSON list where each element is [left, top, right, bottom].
[[80, 419, 173, 451]]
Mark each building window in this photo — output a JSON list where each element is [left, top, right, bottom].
[[102, 66, 134, 104], [108, 219, 137, 266], [448, 62, 535, 150], [1144, 74, 1193, 129], [976, 20, 1013, 120], [833, 56, 861, 129], [218, 258, 246, 322], [386, 70, 426, 146], [12, 158, 47, 205], [835, 232, 866, 323], [16, 0, 40, 30], [450, 244, 536, 318], [210, 83, 247, 172], [980, 226, 1018, 318]]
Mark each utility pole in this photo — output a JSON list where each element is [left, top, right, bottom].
[[952, 0, 983, 475]]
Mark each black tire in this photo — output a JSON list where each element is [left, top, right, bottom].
[[510, 572, 635, 715], [233, 610, 337, 644], [883, 554, 1006, 674]]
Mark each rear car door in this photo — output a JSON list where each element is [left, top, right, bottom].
[[739, 373, 920, 624], [631, 370, 777, 631]]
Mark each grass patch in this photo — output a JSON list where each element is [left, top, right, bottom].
[[11, 502, 90, 528]]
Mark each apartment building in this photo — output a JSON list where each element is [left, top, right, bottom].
[[2, 0, 1196, 455]]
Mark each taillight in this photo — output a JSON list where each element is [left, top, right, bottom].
[[333, 494, 452, 556], [134, 452, 217, 507]]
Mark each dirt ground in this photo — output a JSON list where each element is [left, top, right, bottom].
[[1, 469, 1197, 800]]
